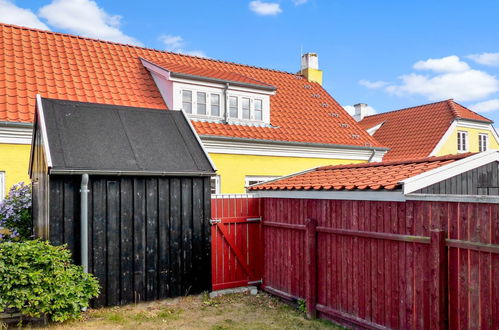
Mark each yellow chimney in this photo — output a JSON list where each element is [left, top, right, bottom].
[[300, 53, 323, 85]]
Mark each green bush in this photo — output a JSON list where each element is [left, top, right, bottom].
[[0, 240, 100, 322]]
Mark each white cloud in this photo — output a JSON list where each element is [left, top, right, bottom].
[[0, 0, 49, 30], [359, 79, 388, 89], [159, 34, 207, 58], [386, 69, 499, 102], [413, 55, 470, 73], [249, 1, 282, 15], [159, 34, 184, 50], [470, 99, 499, 113], [38, 0, 142, 46], [467, 53, 499, 67], [343, 104, 377, 117]]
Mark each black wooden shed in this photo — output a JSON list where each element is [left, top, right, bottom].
[[29, 96, 216, 306]]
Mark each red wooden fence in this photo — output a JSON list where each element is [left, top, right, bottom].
[[211, 195, 263, 291], [261, 198, 499, 330]]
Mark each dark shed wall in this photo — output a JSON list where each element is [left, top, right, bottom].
[[415, 161, 499, 195], [48, 175, 211, 307]]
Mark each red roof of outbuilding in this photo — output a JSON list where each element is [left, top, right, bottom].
[[358, 100, 492, 161], [0, 23, 381, 148], [249, 153, 472, 191]]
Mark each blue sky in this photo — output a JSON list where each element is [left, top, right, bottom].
[[2, 0, 499, 121]]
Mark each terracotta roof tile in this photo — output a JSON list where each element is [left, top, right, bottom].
[[359, 100, 492, 161], [249, 153, 472, 191], [0, 23, 381, 148]]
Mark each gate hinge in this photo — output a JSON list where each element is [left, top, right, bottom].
[[248, 279, 263, 285], [210, 219, 221, 225], [246, 217, 262, 222]]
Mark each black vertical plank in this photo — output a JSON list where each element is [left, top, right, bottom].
[[459, 173, 467, 195], [169, 178, 181, 297], [63, 178, 77, 262], [456, 173, 462, 194], [492, 162, 499, 188], [191, 178, 203, 293], [106, 180, 120, 306], [92, 178, 107, 307], [120, 178, 134, 304], [202, 176, 212, 291], [451, 175, 458, 194], [466, 170, 473, 195], [133, 178, 146, 303], [158, 178, 170, 298], [145, 178, 158, 301], [49, 178, 63, 245], [181, 178, 193, 295], [471, 168, 478, 195]]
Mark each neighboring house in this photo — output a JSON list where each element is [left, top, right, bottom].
[[0, 23, 387, 195], [355, 100, 499, 162]]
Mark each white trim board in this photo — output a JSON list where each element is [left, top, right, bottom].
[[36, 94, 53, 168], [0, 125, 32, 144], [255, 190, 407, 202], [402, 150, 499, 194], [201, 137, 387, 161]]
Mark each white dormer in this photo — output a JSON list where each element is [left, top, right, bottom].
[[141, 58, 276, 126]]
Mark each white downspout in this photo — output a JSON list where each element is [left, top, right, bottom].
[[80, 174, 89, 273]]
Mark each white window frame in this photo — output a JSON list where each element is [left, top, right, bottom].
[[182, 90, 193, 114], [245, 176, 279, 187], [479, 133, 488, 152], [0, 172, 5, 200], [226, 94, 266, 123], [211, 175, 221, 195], [181, 88, 224, 119], [457, 131, 468, 152]]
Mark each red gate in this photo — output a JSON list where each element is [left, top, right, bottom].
[[211, 195, 263, 291]]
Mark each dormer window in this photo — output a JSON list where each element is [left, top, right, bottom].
[[229, 96, 238, 118], [255, 99, 263, 121], [211, 94, 220, 116], [197, 92, 206, 115], [182, 90, 192, 114]]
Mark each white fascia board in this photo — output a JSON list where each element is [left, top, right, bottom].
[[255, 189, 406, 202], [366, 122, 384, 136], [406, 193, 499, 204], [36, 94, 53, 168], [402, 150, 499, 194], [0, 125, 33, 144], [178, 108, 218, 171], [201, 137, 380, 160], [429, 120, 456, 156]]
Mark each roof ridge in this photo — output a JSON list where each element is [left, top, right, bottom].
[[1, 22, 299, 77], [318, 152, 474, 170], [361, 99, 454, 120], [446, 99, 460, 118], [447, 99, 493, 123]]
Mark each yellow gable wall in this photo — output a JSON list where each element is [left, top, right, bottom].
[[436, 125, 499, 156], [210, 153, 364, 194], [0, 144, 31, 196]]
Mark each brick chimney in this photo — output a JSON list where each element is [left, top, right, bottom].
[[353, 103, 368, 121], [300, 53, 323, 85]]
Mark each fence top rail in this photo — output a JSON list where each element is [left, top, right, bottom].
[[211, 193, 260, 199]]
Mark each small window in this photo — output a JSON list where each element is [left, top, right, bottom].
[[211, 94, 220, 116], [211, 175, 220, 195], [254, 99, 263, 121], [182, 90, 192, 114], [0, 172, 4, 200], [197, 92, 206, 115], [457, 131, 468, 152], [479, 133, 488, 152], [245, 176, 279, 187], [242, 98, 250, 119], [229, 96, 238, 118]]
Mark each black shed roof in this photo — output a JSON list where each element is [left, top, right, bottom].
[[33, 97, 215, 176]]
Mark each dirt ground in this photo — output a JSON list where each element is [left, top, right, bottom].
[[23, 292, 341, 329]]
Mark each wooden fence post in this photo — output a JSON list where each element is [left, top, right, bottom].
[[430, 229, 448, 330], [305, 218, 317, 319]]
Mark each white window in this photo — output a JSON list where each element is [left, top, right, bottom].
[[197, 92, 206, 115], [229, 96, 238, 118], [254, 99, 263, 121], [211, 94, 220, 116], [245, 176, 279, 187], [479, 133, 488, 152], [211, 175, 221, 195], [457, 131, 468, 152], [182, 90, 192, 114], [0, 172, 4, 200], [242, 97, 251, 119]]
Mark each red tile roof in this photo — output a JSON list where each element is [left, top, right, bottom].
[[358, 100, 492, 161], [0, 23, 381, 148], [249, 153, 472, 191]]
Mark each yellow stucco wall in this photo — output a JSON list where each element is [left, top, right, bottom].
[[0, 144, 31, 196], [436, 125, 499, 156], [210, 153, 364, 193]]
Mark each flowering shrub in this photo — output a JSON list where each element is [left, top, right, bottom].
[[0, 182, 32, 241]]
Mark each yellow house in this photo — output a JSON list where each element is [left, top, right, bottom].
[[0, 23, 389, 196], [356, 99, 498, 162]]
